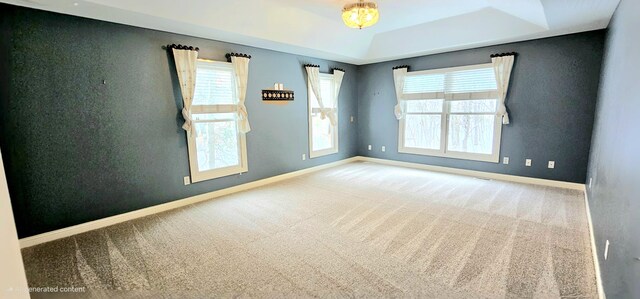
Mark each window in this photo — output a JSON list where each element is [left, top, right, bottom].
[[187, 60, 247, 182], [308, 74, 338, 158], [399, 63, 502, 162]]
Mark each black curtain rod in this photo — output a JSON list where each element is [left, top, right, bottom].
[[165, 44, 199, 51], [490, 52, 517, 58], [393, 65, 410, 70], [225, 53, 252, 62]]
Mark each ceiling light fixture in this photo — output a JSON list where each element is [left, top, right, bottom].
[[342, 0, 379, 30]]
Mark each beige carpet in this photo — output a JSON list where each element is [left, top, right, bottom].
[[21, 162, 598, 298]]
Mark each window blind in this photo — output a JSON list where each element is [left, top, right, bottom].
[[310, 77, 336, 109], [446, 67, 497, 93], [402, 65, 498, 100], [403, 73, 445, 94], [193, 63, 235, 105]]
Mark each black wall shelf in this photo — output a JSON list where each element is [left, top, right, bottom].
[[262, 89, 294, 101]]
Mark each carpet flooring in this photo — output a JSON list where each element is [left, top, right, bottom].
[[21, 162, 598, 298]]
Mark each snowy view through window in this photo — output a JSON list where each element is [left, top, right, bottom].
[[188, 60, 245, 181], [310, 77, 336, 153], [400, 64, 501, 161]]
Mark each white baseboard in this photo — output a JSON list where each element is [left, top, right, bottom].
[[584, 190, 605, 299], [355, 156, 585, 190], [19, 155, 586, 248], [19, 157, 360, 248]]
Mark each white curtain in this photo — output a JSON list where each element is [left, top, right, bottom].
[[333, 69, 345, 123], [231, 56, 251, 133], [172, 48, 198, 135], [491, 55, 515, 125], [306, 66, 337, 126], [393, 67, 408, 120]]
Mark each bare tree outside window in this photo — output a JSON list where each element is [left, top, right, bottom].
[[186, 60, 248, 182], [399, 64, 502, 163]]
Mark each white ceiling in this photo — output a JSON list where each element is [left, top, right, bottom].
[[4, 0, 620, 64]]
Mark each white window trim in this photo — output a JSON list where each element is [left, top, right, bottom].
[[398, 63, 502, 163], [308, 73, 339, 158], [187, 59, 248, 183], [398, 105, 502, 163]]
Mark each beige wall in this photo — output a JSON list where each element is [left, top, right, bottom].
[[0, 151, 29, 299]]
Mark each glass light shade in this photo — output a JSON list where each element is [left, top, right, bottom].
[[341, 1, 379, 29]]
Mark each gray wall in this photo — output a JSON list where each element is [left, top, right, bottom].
[[0, 5, 358, 238], [357, 31, 605, 183], [586, 0, 640, 297], [0, 4, 611, 241]]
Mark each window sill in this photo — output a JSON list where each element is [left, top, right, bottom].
[[310, 148, 338, 159], [189, 165, 248, 183]]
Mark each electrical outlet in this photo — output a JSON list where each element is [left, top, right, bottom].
[[381, 146, 386, 152], [525, 159, 532, 167], [183, 176, 191, 186], [503, 157, 509, 164], [350, 116, 355, 123], [368, 145, 372, 151], [302, 154, 306, 160], [604, 240, 610, 260], [548, 161, 555, 169]]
